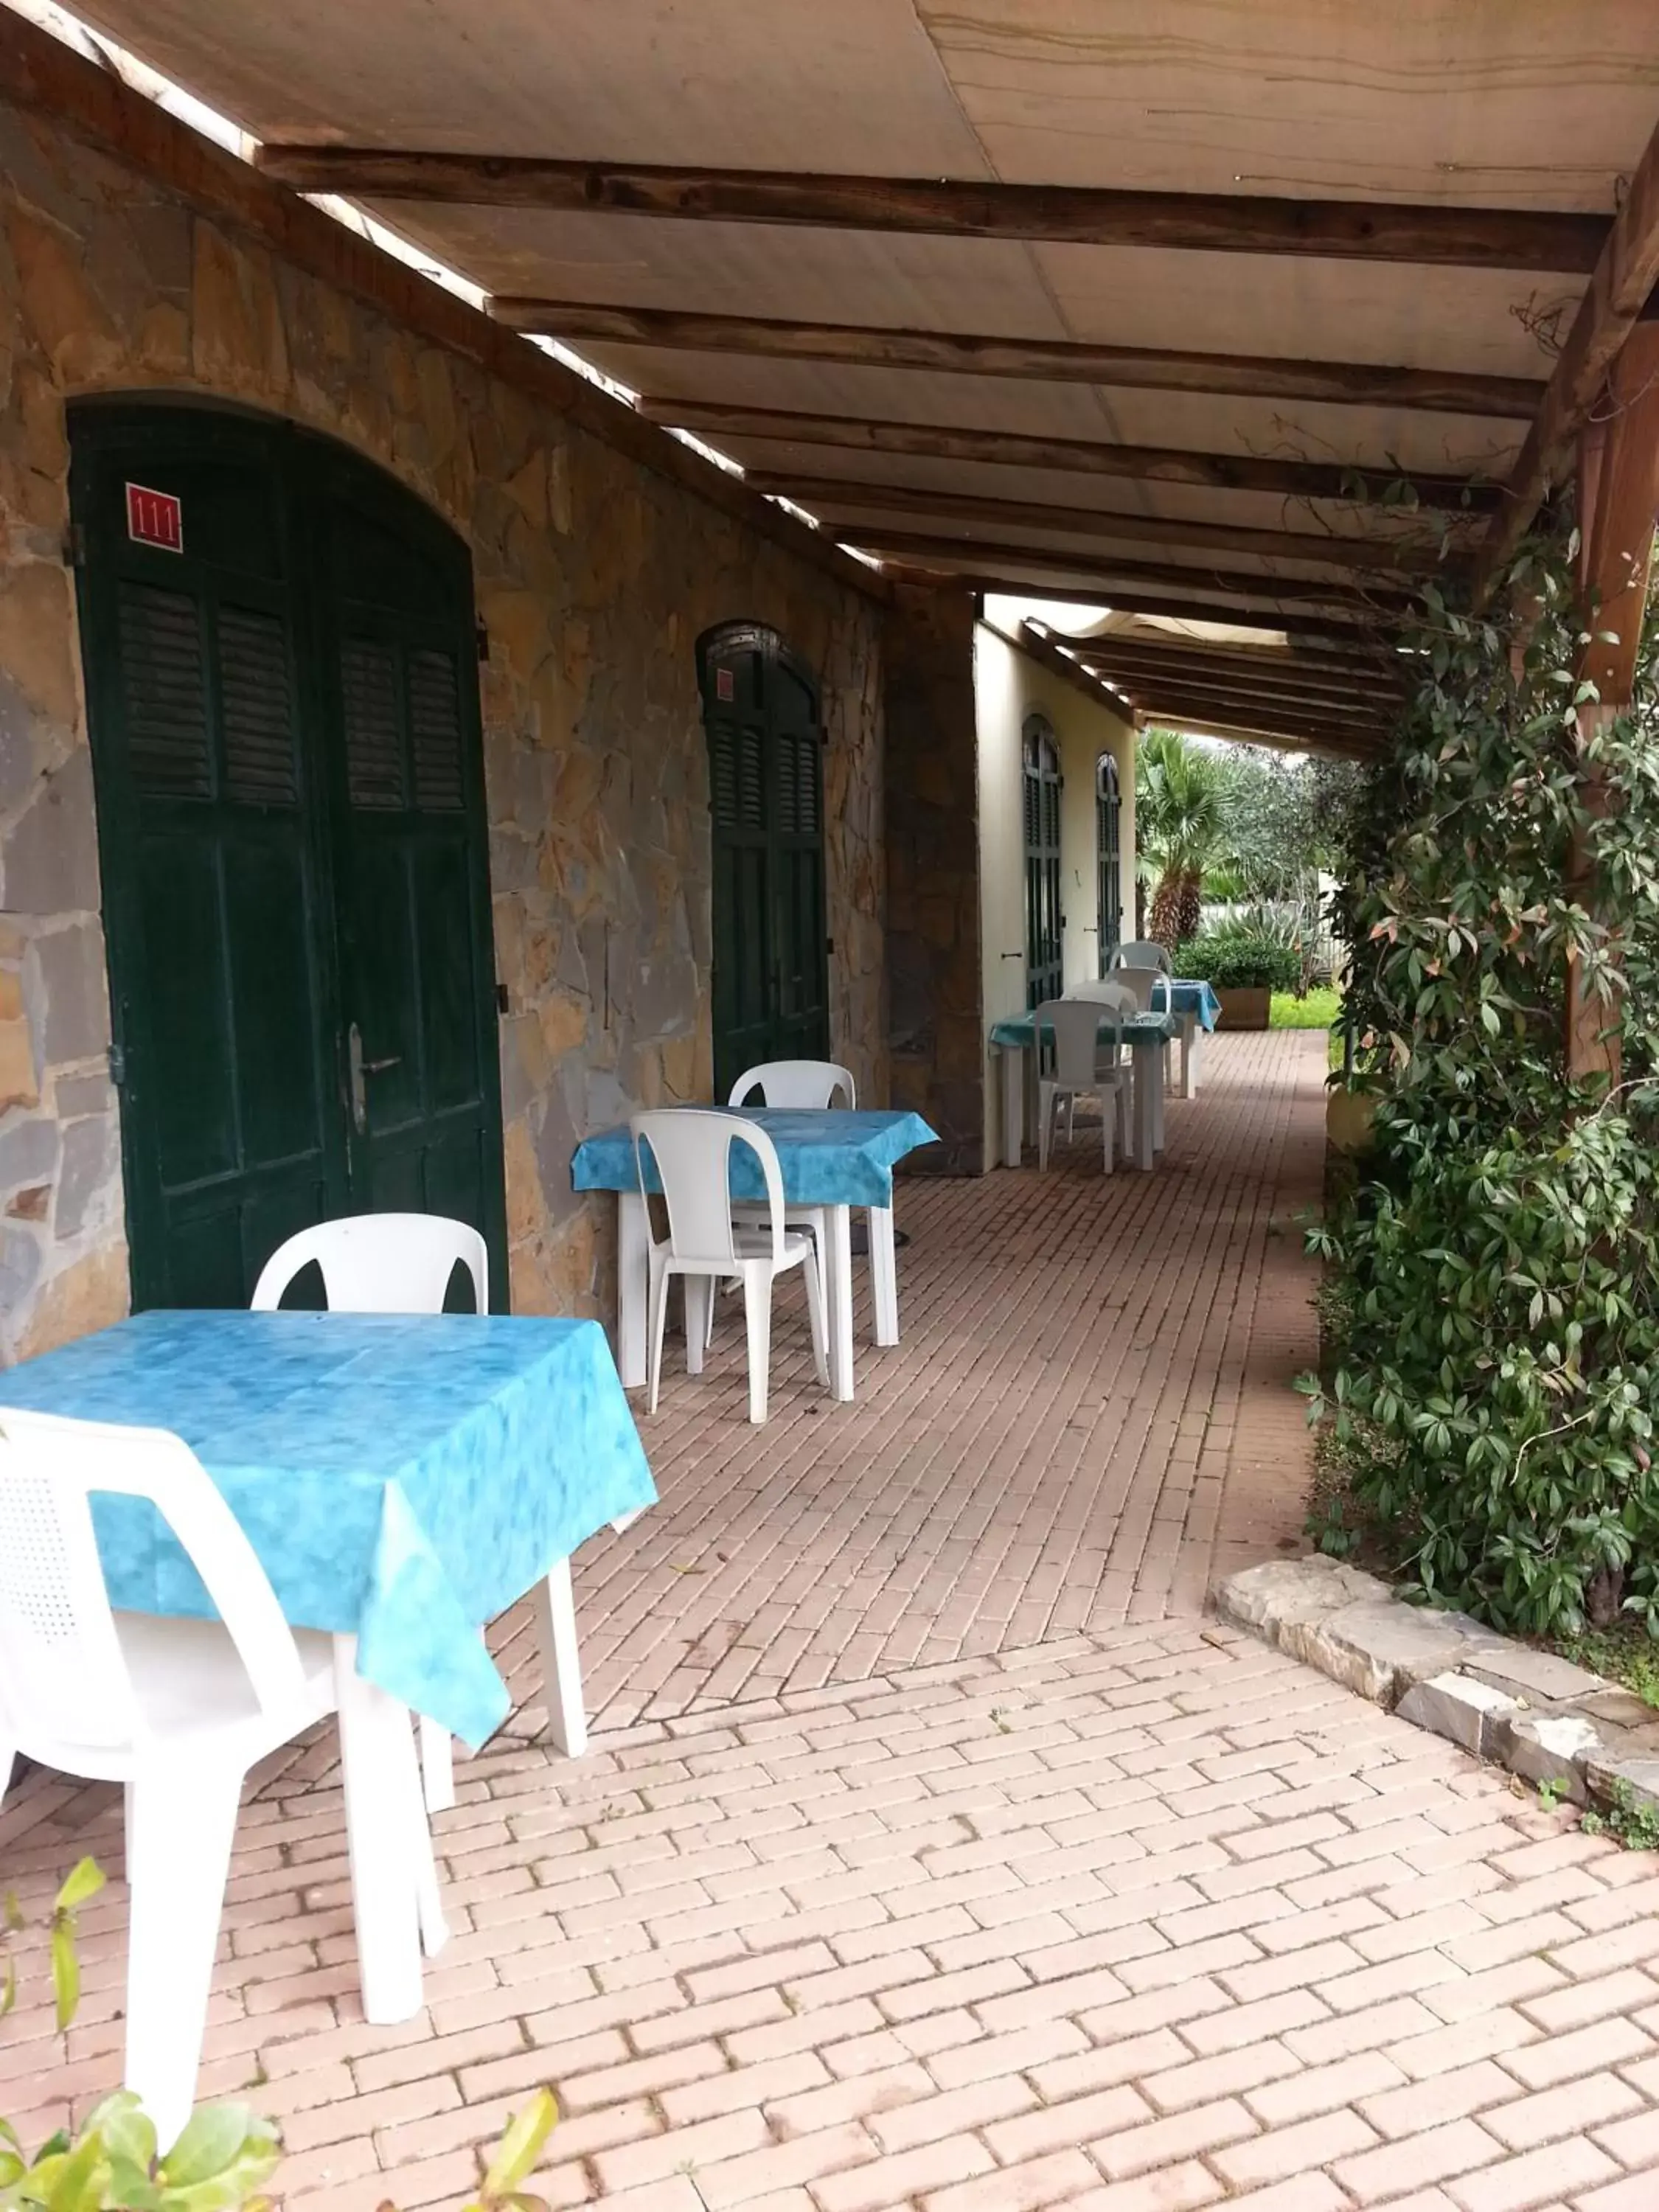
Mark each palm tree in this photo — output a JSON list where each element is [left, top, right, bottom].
[[1135, 728, 1231, 950]]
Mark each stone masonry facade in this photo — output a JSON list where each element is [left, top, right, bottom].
[[0, 74, 889, 1358]]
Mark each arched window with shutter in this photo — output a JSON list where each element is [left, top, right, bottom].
[[698, 623, 829, 1099], [1022, 714, 1062, 1007], [1096, 751, 1123, 976]]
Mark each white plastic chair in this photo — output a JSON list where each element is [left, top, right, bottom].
[[725, 1060, 900, 1350], [252, 1213, 596, 1817], [633, 1110, 829, 1425], [0, 1409, 439, 2149], [251, 1213, 487, 1313], [1034, 1000, 1130, 1173], [1105, 962, 1172, 1014], [1113, 939, 1174, 974]]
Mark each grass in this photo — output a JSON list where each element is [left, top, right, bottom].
[[1270, 986, 1341, 1030]]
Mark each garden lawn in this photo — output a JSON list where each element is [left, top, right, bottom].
[[1270, 985, 1340, 1029]]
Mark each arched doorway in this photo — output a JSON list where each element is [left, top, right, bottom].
[[1096, 751, 1123, 976], [698, 623, 830, 1100], [1022, 714, 1062, 1007], [69, 399, 507, 1310]]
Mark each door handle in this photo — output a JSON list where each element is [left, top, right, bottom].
[[347, 1025, 401, 1134]]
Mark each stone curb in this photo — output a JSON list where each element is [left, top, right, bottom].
[[1215, 1555, 1659, 1813]]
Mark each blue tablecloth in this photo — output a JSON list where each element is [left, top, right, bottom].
[[1169, 979, 1224, 1031], [0, 1310, 655, 1750], [572, 1107, 939, 1207], [990, 1010, 1177, 1051]]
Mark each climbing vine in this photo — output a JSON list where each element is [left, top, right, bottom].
[[1306, 517, 1659, 1635]]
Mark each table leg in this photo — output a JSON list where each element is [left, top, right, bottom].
[[616, 1192, 649, 1388], [333, 1634, 424, 2023], [824, 1204, 855, 1400], [999, 1046, 1024, 1169], [869, 1205, 899, 1346], [534, 1556, 588, 1756], [1132, 1051, 1158, 1172], [1181, 1012, 1200, 1099]]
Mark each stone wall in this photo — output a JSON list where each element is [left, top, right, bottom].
[[0, 91, 887, 1356], [883, 585, 984, 1175]]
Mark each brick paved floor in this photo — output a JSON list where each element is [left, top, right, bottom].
[[7, 1033, 1658, 2211], [540, 1029, 1328, 1731]]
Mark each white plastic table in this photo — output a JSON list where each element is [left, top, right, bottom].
[[989, 1009, 1176, 1170], [572, 1107, 939, 1402]]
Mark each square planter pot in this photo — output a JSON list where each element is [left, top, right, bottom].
[[1214, 986, 1271, 1031]]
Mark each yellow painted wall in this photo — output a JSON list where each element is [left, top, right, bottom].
[[974, 623, 1138, 1166]]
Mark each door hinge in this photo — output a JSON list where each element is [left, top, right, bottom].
[[825, 936, 835, 953], [65, 523, 87, 568], [819, 726, 830, 748], [107, 1040, 126, 1086], [495, 981, 509, 1014], [476, 616, 490, 663]]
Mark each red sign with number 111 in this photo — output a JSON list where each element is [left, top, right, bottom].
[[125, 482, 183, 552]]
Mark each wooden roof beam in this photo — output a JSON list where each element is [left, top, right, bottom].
[[636, 399, 1498, 511], [491, 299, 1545, 420], [845, 530, 1416, 613], [869, 554, 1398, 641], [254, 148, 1608, 273], [1478, 113, 1659, 586], [983, 616, 1137, 721], [1117, 684, 1390, 747], [751, 473, 1451, 574], [1074, 644, 1402, 708], [1133, 709, 1381, 759], [1088, 663, 1390, 728]]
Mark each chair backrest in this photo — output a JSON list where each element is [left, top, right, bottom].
[[1066, 979, 1139, 1013], [631, 1109, 787, 1267], [251, 1214, 487, 1315], [1034, 999, 1110, 1092], [0, 1410, 309, 1764], [1113, 940, 1174, 974], [1106, 964, 1170, 1013], [728, 1060, 856, 1110]]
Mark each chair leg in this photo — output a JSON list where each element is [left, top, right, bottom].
[[869, 1206, 899, 1346], [124, 1760, 243, 2153], [801, 1247, 831, 1390], [533, 1556, 588, 1756], [684, 1276, 709, 1377], [743, 1265, 773, 1425], [418, 1714, 456, 1814], [1037, 1083, 1053, 1172], [1102, 1093, 1116, 1175], [646, 1256, 671, 1415]]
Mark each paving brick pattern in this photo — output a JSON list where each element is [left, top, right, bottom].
[[4, 1036, 1658, 2211], [6, 1622, 1659, 2212], [543, 1031, 1327, 1730]]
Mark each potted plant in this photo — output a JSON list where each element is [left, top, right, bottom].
[[1183, 930, 1300, 1031]]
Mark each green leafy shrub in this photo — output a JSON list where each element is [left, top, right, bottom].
[[1302, 523, 1659, 1638], [1183, 929, 1301, 993]]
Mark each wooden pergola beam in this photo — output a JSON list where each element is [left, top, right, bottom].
[[1075, 644, 1399, 709], [492, 299, 1545, 420], [753, 473, 1448, 574], [1478, 114, 1659, 586], [1134, 709, 1381, 759], [848, 529, 1415, 613], [1071, 630, 1405, 682], [636, 399, 1497, 511], [1117, 684, 1388, 748], [1091, 661, 1389, 729], [254, 147, 1608, 273], [876, 556, 1399, 641], [987, 617, 1138, 721]]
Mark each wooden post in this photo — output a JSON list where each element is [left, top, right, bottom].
[[1565, 324, 1659, 1087]]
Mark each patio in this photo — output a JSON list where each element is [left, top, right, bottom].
[[7, 1032, 1659, 2212]]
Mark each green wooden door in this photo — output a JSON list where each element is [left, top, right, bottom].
[[1023, 715, 1063, 1007], [1096, 751, 1123, 976], [70, 403, 507, 1311], [701, 626, 829, 1100]]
